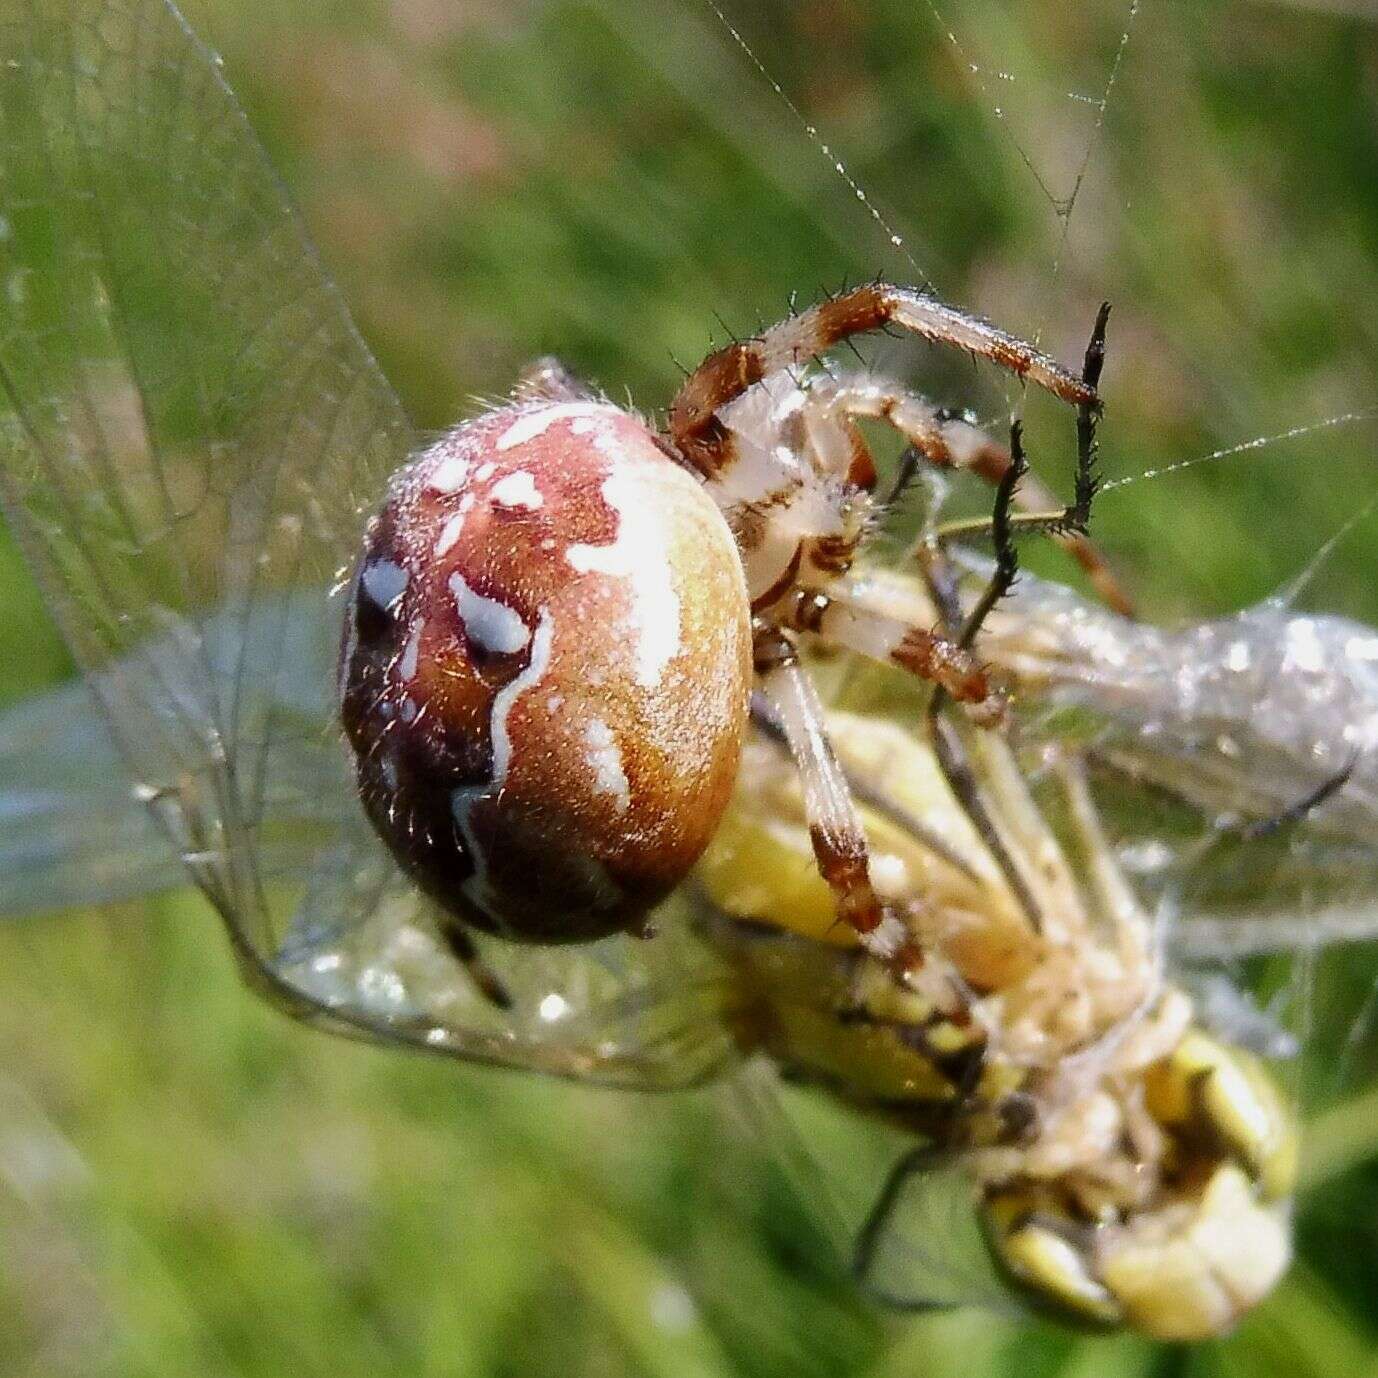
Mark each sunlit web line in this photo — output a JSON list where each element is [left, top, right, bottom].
[[1040, 1, 1140, 308], [919, 0, 1137, 227], [1279, 480, 1378, 609], [916, 7, 1050, 213], [1098, 411, 1378, 491], [920, 0, 1139, 363], [700, 0, 929, 286]]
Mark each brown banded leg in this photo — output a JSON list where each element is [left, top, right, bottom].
[[801, 374, 1006, 477], [751, 622, 976, 1023], [817, 312, 1129, 617], [747, 693, 983, 883], [667, 282, 1099, 477], [808, 372, 1133, 616], [799, 372, 1118, 614], [772, 586, 1006, 726], [842, 371, 1130, 620], [928, 304, 1127, 614], [810, 374, 1135, 617]]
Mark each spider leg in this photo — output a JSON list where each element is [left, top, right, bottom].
[[800, 368, 1135, 619], [802, 373, 1011, 478], [773, 585, 1005, 726], [668, 282, 1097, 477], [752, 622, 981, 1025], [748, 692, 984, 884], [922, 424, 1047, 934], [933, 303, 1110, 539], [739, 384, 1010, 722]]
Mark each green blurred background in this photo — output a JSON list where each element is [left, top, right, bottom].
[[2, 0, 1378, 1374]]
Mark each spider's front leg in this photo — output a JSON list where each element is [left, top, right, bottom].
[[668, 281, 1097, 478], [705, 372, 1012, 722], [751, 620, 979, 1027]]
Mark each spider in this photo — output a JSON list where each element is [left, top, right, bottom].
[[338, 281, 1111, 1015]]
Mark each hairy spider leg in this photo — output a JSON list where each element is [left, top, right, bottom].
[[772, 584, 1005, 726], [930, 305, 1112, 585], [667, 282, 1098, 477], [750, 621, 982, 1029], [795, 370, 1133, 617]]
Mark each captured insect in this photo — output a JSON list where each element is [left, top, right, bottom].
[[0, 0, 1355, 1344], [836, 557, 1378, 960]]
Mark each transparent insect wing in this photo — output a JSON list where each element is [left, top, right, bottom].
[[982, 575, 1378, 960], [844, 561, 1378, 962], [0, 671, 183, 913], [742, 1071, 1024, 1320], [0, 0, 740, 1089], [0, 0, 408, 910], [0, 588, 352, 916], [851, 1150, 1018, 1317]]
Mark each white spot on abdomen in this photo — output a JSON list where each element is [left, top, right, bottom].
[[361, 559, 408, 612], [490, 470, 544, 510], [428, 453, 471, 493], [583, 718, 631, 812], [435, 512, 465, 557], [449, 571, 531, 656], [398, 619, 424, 682], [488, 611, 553, 787], [566, 466, 681, 688], [496, 401, 620, 451], [450, 610, 555, 920]]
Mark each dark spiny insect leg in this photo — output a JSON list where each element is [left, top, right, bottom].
[[439, 920, 513, 1010], [925, 422, 1044, 934], [1234, 752, 1358, 842]]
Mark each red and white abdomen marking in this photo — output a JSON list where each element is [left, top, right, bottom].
[[339, 399, 752, 943]]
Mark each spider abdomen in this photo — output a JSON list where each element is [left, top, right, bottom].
[[339, 399, 752, 943]]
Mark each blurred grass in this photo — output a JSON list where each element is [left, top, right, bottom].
[[2, 0, 1378, 1374]]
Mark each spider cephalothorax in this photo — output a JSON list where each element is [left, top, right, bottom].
[[338, 282, 1110, 1004]]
